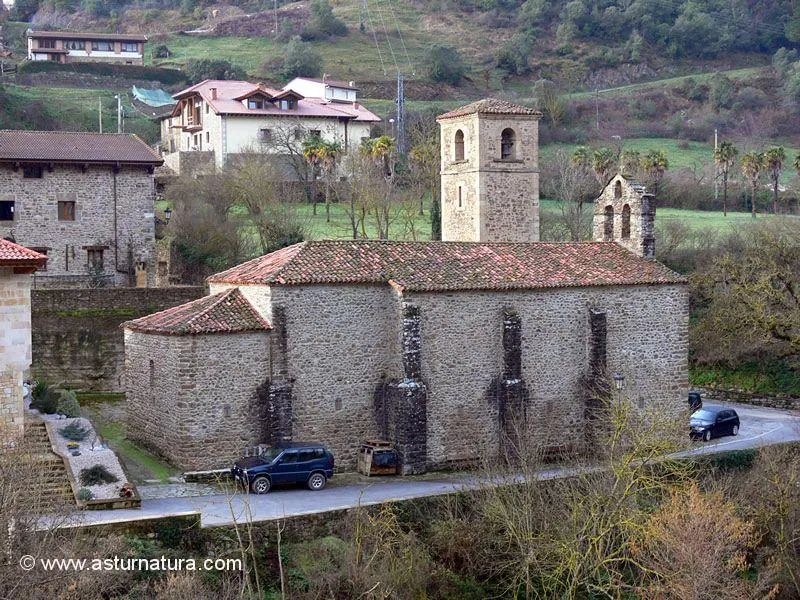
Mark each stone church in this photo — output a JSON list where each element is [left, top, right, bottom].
[[123, 99, 688, 472]]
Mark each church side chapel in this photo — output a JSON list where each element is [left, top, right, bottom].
[[123, 99, 688, 473]]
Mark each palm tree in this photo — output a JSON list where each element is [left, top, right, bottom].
[[793, 152, 800, 178], [763, 146, 786, 214], [713, 140, 738, 217], [591, 147, 616, 184], [619, 149, 641, 178], [303, 135, 342, 222], [740, 151, 763, 218], [641, 149, 669, 197]]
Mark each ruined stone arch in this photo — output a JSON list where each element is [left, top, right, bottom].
[[500, 128, 516, 159], [454, 129, 465, 161], [621, 204, 631, 239], [603, 205, 614, 241]]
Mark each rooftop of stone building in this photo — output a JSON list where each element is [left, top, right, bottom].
[[0, 238, 47, 269], [0, 130, 163, 165], [437, 98, 542, 120], [207, 240, 685, 292], [123, 287, 271, 335]]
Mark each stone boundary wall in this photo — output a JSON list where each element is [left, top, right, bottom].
[[31, 286, 205, 392], [698, 386, 800, 411]]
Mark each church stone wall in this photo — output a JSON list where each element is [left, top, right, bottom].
[[270, 284, 402, 468], [404, 283, 688, 468], [125, 329, 270, 470]]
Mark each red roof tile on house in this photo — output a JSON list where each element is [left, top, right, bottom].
[[170, 80, 380, 121], [0, 131, 163, 165], [123, 287, 271, 335], [0, 238, 47, 269], [437, 98, 542, 120], [28, 30, 147, 42], [208, 240, 685, 292]]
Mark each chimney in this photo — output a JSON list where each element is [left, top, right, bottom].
[[349, 81, 355, 87], [210, 87, 217, 100], [353, 102, 359, 109]]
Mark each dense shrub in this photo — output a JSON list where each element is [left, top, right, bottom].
[[301, 0, 347, 39], [80, 464, 119, 486], [17, 60, 186, 85], [77, 487, 94, 501], [423, 45, 466, 84], [55, 390, 81, 418], [59, 421, 90, 442], [280, 37, 323, 79], [30, 380, 59, 414], [185, 59, 245, 83]]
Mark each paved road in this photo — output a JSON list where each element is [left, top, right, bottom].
[[63, 402, 800, 529]]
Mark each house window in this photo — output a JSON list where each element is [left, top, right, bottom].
[[121, 42, 138, 52], [614, 180, 622, 199], [0, 201, 13, 221], [65, 40, 83, 50], [454, 129, 464, 161], [28, 247, 48, 271], [23, 165, 43, 178], [91, 40, 113, 51], [39, 38, 56, 49], [603, 205, 614, 241], [247, 98, 264, 109], [500, 128, 516, 159], [621, 204, 631, 239], [87, 248, 104, 270], [258, 128, 272, 142], [294, 128, 304, 140], [279, 99, 296, 110], [58, 200, 76, 221]]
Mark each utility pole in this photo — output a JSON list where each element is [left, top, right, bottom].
[[396, 71, 406, 155], [273, 0, 278, 37], [114, 94, 122, 134], [359, 0, 367, 32], [714, 128, 719, 203], [595, 88, 600, 131], [98, 98, 103, 133]]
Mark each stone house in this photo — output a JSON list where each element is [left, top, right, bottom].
[[125, 99, 688, 473], [0, 130, 163, 288], [26, 30, 147, 65], [160, 79, 380, 173], [0, 239, 46, 441]]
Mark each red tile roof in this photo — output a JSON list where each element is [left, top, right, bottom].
[[208, 241, 685, 292], [0, 238, 47, 269], [0, 131, 163, 165], [123, 287, 271, 335], [28, 30, 147, 42], [171, 80, 380, 122], [437, 98, 542, 120]]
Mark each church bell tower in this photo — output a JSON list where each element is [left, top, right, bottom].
[[436, 99, 542, 243]]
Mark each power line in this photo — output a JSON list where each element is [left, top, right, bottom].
[[370, 0, 400, 75], [362, 0, 388, 76], [385, 0, 413, 75]]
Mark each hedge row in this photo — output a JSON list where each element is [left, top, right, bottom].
[[17, 60, 187, 85]]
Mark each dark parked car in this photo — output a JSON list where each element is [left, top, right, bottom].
[[690, 407, 740, 441], [688, 391, 702, 411], [231, 442, 334, 494]]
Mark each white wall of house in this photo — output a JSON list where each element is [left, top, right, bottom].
[[285, 79, 358, 102]]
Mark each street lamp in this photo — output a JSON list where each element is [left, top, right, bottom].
[[164, 207, 172, 224], [612, 372, 624, 408], [389, 117, 395, 139]]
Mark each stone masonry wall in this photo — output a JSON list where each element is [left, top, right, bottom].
[[271, 284, 402, 468], [32, 286, 205, 391], [592, 175, 655, 258], [0, 268, 34, 439], [405, 284, 688, 468], [0, 163, 157, 285], [125, 330, 271, 471]]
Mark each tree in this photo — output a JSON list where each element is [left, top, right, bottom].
[[303, 0, 347, 39], [532, 79, 566, 127], [713, 140, 737, 217], [619, 149, 641, 178], [547, 150, 596, 241], [303, 134, 341, 222], [741, 151, 763, 218], [186, 59, 246, 83], [280, 37, 323, 79], [641, 149, 668, 196], [709, 73, 735, 111], [691, 220, 800, 366], [422, 45, 466, 84], [764, 146, 786, 214], [590, 147, 615, 184], [407, 110, 441, 236]]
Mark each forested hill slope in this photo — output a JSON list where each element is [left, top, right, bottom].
[[3, 0, 798, 91]]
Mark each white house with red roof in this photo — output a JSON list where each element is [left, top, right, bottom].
[[126, 99, 689, 475], [160, 79, 380, 173], [0, 239, 46, 441]]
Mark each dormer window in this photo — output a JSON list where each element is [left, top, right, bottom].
[[247, 98, 264, 109], [279, 99, 297, 110]]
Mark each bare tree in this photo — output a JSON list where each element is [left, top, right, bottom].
[[545, 150, 596, 241]]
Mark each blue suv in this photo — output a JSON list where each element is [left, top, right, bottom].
[[231, 442, 334, 494]]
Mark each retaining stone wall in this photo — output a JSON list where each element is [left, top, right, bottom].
[[32, 286, 204, 391], [0, 269, 34, 438], [698, 386, 800, 410]]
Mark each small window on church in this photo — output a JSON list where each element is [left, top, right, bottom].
[[621, 204, 631, 239], [454, 129, 464, 161], [457, 185, 464, 210], [500, 128, 516, 159], [149, 359, 155, 389], [614, 180, 622, 199], [603, 205, 614, 241]]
